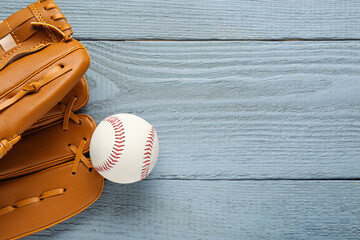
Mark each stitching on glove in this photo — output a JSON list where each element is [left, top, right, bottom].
[[0, 40, 51, 70], [0, 188, 65, 216], [0, 43, 22, 62], [3, 20, 21, 45]]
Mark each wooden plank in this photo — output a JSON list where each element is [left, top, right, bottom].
[[26, 180, 360, 239], [80, 40, 360, 180], [1, 0, 360, 40]]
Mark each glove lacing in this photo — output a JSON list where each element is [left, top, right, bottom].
[[0, 65, 72, 113], [0, 63, 73, 159], [0, 140, 92, 216], [58, 96, 81, 131], [0, 135, 21, 159], [68, 139, 93, 175], [31, 22, 72, 42], [0, 187, 66, 216], [33, 0, 73, 42], [0, 133, 91, 216], [58, 97, 92, 173]]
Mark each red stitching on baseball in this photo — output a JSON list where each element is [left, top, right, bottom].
[[141, 126, 156, 180], [110, 153, 120, 158], [108, 159, 116, 165], [93, 116, 125, 173]]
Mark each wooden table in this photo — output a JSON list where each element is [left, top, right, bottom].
[[1, 1, 360, 239]]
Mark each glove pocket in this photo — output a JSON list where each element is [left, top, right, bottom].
[[0, 114, 96, 180], [0, 160, 103, 240]]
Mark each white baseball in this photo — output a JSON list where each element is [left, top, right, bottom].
[[90, 113, 159, 184]]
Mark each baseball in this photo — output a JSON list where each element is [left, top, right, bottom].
[[90, 113, 159, 184]]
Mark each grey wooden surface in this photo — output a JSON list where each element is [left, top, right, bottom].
[[81, 41, 360, 180], [2, 0, 360, 40], [0, 0, 360, 239], [23, 181, 360, 240]]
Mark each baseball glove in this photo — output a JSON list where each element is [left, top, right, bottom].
[[0, 1, 104, 239], [0, 0, 90, 158]]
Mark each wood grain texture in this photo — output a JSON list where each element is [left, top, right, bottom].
[[1, 0, 360, 40], [79, 40, 360, 180], [26, 180, 360, 240], [1, 1, 359, 239]]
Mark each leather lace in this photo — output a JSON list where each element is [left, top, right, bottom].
[[69, 139, 93, 174], [0, 65, 72, 113], [0, 139, 92, 215], [0, 188, 65, 216], [31, 22, 72, 42], [0, 64, 72, 159], [0, 132, 91, 215], [0, 135, 21, 158], [36, 0, 72, 41], [58, 96, 81, 130]]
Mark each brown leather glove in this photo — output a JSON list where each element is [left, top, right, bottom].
[[0, 0, 90, 158], [0, 1, 104, 239], [0, 112, 104, 239], [0, 44, 103, 239]]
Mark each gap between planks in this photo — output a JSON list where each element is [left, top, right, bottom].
[[145, 178, 360, 181], [78, 38, 360, 42]]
